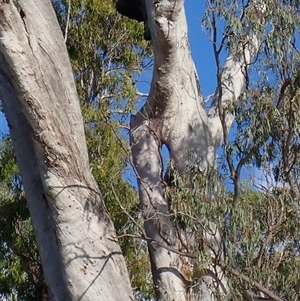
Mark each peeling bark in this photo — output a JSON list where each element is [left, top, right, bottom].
[[0, 1, 133, 300], [130, 1, 263, 300]]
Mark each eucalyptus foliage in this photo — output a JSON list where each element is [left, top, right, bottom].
[[0, 138, 45, 301], [161, 1, 300, 299], [0, 0, 300, 300]]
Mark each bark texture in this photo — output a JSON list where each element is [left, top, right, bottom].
[[130, 1, 263, 300], [0, 1, 133, 300]]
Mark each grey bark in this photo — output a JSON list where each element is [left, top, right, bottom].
[[0, 1, 133, 300]]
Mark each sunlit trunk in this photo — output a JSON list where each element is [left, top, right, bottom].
[[0, 1, 134, 300], [130, 1, 262, 300]]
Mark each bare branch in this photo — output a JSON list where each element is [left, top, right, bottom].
[[64, 0, 71, 43], [225, 266, 283, 301], [208, 1, 265, 149]]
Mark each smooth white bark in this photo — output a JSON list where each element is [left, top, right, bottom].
[[131, 1, 264, 300], [0, 1, 133, 300], [208, 28, 261, 149]]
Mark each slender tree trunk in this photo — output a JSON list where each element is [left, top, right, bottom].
[[131, 1, 263, 300], [0, 1, 134, 300]]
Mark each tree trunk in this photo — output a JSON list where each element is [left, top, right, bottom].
[[130, 1, 263, 300], [0, 1, 133, 300]]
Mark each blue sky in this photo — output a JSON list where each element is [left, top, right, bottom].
[[0, 112, 7, 135], [185, 0, 217, 98]]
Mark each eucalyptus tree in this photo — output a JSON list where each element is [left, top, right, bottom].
[[123, 0, 300, 300], [1, 0, 300, 301], [126, 1, 263, 300], [0, 1, 135, 300]]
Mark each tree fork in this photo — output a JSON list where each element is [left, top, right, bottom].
[[130, 1, 264, 300]]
